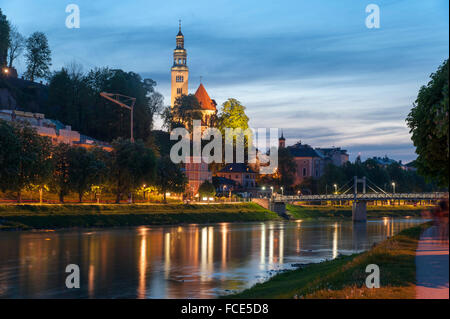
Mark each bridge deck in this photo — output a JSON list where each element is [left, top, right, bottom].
[[273, 192, 448, 202]]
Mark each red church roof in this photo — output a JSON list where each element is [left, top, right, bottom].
[[194, 83, 217, 111]]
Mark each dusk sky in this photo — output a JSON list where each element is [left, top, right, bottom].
[[1, 0, 448, 162]]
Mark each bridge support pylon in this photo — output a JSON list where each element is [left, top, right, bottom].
[[352, 201, 367, 222]]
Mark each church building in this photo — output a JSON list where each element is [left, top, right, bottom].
[[170, 22, 217, 126]]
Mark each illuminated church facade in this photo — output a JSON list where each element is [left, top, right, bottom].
[[170, 22, 217, 126]]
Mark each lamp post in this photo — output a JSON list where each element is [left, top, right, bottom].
[[270, 186, 274, 198], [391, 182, 396, 194], [100, 92, 136, 142], [281, 186, 284, 196], [333, 184, 337, 194]]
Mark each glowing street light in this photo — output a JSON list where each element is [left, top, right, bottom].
[[333, 184, 338, 194], [391, 182, 396, 194], [280, 186, 284, 195]]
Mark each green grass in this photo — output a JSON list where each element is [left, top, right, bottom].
[[225, 222, 430, 299], [0, 203, 280, 230], [286, 204, 428, 220]]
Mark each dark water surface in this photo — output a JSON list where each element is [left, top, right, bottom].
[[0, 217, 425, 298]]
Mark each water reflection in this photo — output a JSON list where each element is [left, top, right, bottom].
[[352, 223, 367, 251], [0, 217, 426, 298]]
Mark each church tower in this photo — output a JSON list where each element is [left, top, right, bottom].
[[171, 21, 189, 108]]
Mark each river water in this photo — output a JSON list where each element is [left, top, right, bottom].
[[0, 217, 425, 298]]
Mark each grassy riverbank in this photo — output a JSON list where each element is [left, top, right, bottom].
[[226, 222, 430, 299], [0, 203, 279, 230], [286, 204, 430, 220]]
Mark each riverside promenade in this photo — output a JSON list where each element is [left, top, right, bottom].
[[415, 225, 449, 299]]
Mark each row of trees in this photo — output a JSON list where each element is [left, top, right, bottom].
[[1, 9, 52, 81], [46, 65, 163, 143], [0, 120, 187, 203]]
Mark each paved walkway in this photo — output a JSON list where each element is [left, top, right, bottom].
[[415, 225, 449, 299]]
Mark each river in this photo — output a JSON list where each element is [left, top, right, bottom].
[[0, 217, 425, 298]]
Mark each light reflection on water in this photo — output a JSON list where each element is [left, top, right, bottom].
[[0, 217, 425, 298]]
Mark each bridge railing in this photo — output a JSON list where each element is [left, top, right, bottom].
[[273, 192, 449, 202]]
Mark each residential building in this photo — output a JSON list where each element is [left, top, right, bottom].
[[216, 163, 257, 189], [0, 109, 112, 150], [316, 147, 349, 167]]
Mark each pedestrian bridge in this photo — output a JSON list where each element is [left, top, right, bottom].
[[273, 192, 448, 203], [258, 175, 449, 223]]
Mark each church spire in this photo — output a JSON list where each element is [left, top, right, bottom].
[[177, 19, 183, 37], [279, 130, 286, 148]]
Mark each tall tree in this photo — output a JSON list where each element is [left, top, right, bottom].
[[0, 120, 20, 192], [217, 98, 250, 132], [407, 59, 449, 186], [108, 138, 156, 203], [7, 25, 25, 68], [155, 156, 187, 203], [83, 68, 159, 142], [217, 98, 253, 165], [67, 146, 108, 202], [48, 64, 90, 131], [171, 94, 203, 131], [198, 180, 216, 198], [277, 147, 297, 189], [10, 123, 53, 202], [24, 32, 52, 82], [0, 9, 10, 67], [51, 143, 71, 203]]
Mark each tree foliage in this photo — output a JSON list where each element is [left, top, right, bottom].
[[8, 123, 52, 202], [155, 155, 187, 203], [198, 180, 216, 198], [46, 67, 162, 143], [108, 138, 157, 203], [217, 98, 249, 132], [50, 143, 71, 203], [407, 59, 449, 186], [170, 94, 204, 131], [7, 24, 25, 68], [67, 146, 109, 202], [0, 119, 20, 191], [0, 8, 10, 67], [24, 32, 52, 82]]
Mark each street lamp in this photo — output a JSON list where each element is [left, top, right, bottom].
[[333, 184, 337, 194], [280, 186, 284, 195], [270, 186, 274, 197], [100, 92, 136, 142], [391, 182, 396, 194]]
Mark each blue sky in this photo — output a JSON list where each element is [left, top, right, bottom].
[[1, 0, 448, 162]]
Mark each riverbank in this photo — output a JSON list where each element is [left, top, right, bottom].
[[0, 203, 279, 230], [226, 222, 431, 299], [286, 204, 430, 220]]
